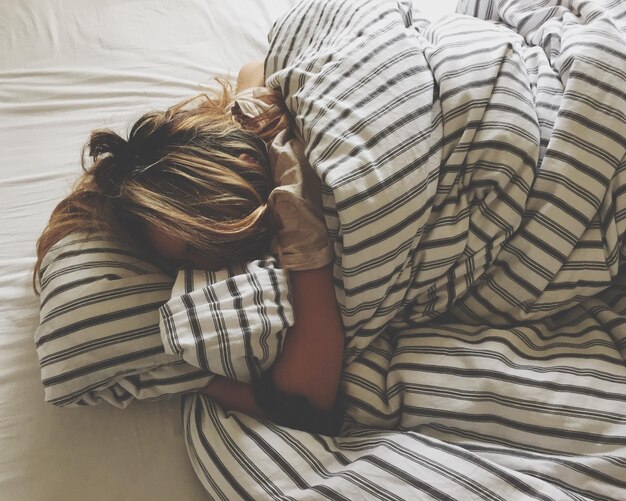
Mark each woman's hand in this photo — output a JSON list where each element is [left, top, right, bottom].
[[201, 375, 266, 417]]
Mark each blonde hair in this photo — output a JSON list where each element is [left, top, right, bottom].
[[33, 80, 290, 292]]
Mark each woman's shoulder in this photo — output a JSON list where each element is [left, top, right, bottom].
[[236, 59, 265, 93]]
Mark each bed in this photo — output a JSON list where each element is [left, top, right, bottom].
[[3, 0, 626, 500], [0, 0, 304, 499]]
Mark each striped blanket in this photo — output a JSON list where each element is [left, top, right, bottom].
[[34, 0, 626, 498], [180, 0, 626, 498]]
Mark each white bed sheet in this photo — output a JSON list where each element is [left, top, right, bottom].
[[0, 1, 457, 499]]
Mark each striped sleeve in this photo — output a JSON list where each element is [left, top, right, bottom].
[[158, 257, 294, 382], [35, 233, 212, 408]]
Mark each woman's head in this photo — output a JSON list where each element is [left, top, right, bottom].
[[86, 94, 274, 266], [34, 83, 288, 290]]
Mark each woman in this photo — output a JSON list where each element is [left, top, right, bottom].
[[33, 60, 345, 434]]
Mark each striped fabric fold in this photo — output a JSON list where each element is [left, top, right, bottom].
[[181, 0, 626, 498], [158, 258, 294, 382], [265, 0, 626, 362]]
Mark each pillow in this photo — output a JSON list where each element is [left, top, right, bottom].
[[35, 232, 295, 407], [35, 233, 212, 408]]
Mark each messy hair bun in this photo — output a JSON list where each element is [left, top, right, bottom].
[[83, 130, 137, 197]]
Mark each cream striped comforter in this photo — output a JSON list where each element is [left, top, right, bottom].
[[182, 0, 626, 498]]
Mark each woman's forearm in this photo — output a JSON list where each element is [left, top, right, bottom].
[[201, 375, 265, 417], [271, 265, 345, 411]]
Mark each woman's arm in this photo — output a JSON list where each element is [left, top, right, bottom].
[[271, 265, 345, 411], [201, 264, 344, 415], [201, 62, 345, 426]]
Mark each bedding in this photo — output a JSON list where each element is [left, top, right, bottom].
[[35, 234, 215, 408], [175, 0, 626, 498], [17, 0, 626, 500]]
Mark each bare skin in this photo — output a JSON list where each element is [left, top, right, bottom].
[[147, 61, 345, 420]]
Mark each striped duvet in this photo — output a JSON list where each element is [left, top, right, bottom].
[[185, 0, 626, 498], [35, 0, 626, 498]]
